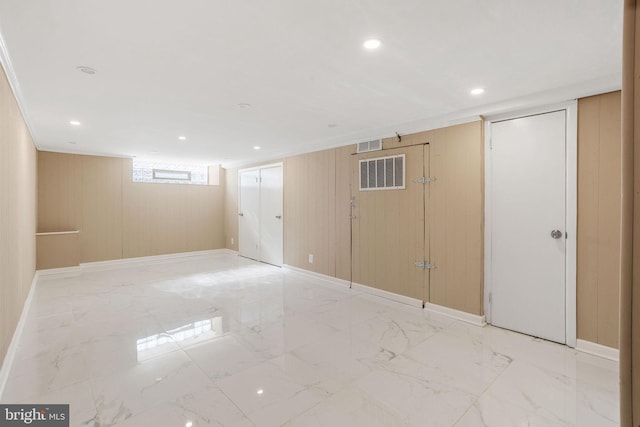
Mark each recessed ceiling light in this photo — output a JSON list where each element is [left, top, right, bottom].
[[76, 66, 96, 75], [69, 120, 81, 126], [257, 389, 264, 395], [185, 422, 193, 427], [178, 136, 187, 141], [238, 103, 252, 109], [363, 39, 382, 50], [470, 88, 485, 95], [253, 146, 261, 150]]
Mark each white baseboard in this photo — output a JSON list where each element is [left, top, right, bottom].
[[424, 302, 486, 326], [575, 339, 619, 362], [282, 265, 351, 288], [0, 271, 39, 400], [351, 282, 423, 308], [37, 249, 233, 277], [37, 265, 82, 277]]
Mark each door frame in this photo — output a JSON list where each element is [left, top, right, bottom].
[[483, 101, 577, 348], [238, 162, 284, 264]]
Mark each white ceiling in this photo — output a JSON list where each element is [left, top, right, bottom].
[[0, 0, 623, 167]]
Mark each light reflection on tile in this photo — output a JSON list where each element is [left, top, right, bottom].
[[0, 253, 620, 427]]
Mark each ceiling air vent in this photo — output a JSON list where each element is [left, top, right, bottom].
[[357, 139, 382, 153]]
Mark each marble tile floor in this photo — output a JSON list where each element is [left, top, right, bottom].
[[0, 253, 619, 427]]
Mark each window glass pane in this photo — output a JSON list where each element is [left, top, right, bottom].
[[385, 158, 394, 187], [376, 159, 385, 188], [360, 161, 368, 189], [368, 160, 376, 188], [395, 156, 404, 187], [133, 159, 208, 185]]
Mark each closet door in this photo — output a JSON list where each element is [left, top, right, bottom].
[[259, 165, 283, 266], [238, 164, 284, 266], [239, 169, 261, 261]]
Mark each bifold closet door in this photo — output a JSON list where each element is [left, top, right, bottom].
[[238, 165, 283, 266], [259, 165, 283, 266], [239, 169, 261, 261]]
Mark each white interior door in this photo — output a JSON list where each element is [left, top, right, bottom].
[[259, 165, 283, 266], [490, 111, 567, 344], [239, 169, 261, 261]]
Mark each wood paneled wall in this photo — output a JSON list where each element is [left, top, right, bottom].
[[382, 121, 484, 314], [283, 147, 353, 280], [428, 122, 484, 314], [0, 64, 37, 368], [577, 91, 622, 348], [37, 154, 225, 268]]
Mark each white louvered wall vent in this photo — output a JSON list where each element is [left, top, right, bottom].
[[359, 154, 405, 191], [356, 139, 382, 153]]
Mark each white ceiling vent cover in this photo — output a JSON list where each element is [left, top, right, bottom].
[[357, 139, 382, 153]]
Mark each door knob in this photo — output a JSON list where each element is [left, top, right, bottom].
[[238, 212, 244, 217], [275, 215, 282, 219], [550, 230, 563, 239]]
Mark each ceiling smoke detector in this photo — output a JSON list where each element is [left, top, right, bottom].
[[76, 66, 96, 75]]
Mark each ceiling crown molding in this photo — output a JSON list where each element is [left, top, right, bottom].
[[0, 24, 40, 149]]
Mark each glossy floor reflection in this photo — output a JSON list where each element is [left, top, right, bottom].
[[1, 253, 619, 426]]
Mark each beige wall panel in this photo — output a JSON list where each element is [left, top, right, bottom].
[[429, 121, 483, 314], [186, 183, 225, 251], [284, 150, 337, 276], [122, 168, 188, 258], [596, 92, 622, 348], [577, 96, 601, 344], [38, 155, 224, 265], [36, 234, 79, 269], [80, 155, 123, 262], [224, 167, 239, 251], [577, 91, 622, 349], [37, 152, 80, 232], [0, 63, 37, 367], [334, 145, 355, 281]]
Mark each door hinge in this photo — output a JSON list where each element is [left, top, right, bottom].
[[412, 176, 436, 184], [414, 261, 436, 269], [489, 292, 492, 303]]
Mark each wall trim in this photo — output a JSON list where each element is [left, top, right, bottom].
[[0, 271, 39, 400], [351, 282, 423, 308], [575, 339, 619, 362], [37, 249, 232, 277], [0, 28, 40, 149], [282, 265, 351, 288], [37, 265, 82, 277], [483, 100, 578, 348], [424, 302, 486, 326]]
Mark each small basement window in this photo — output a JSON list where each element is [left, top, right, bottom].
[[133, 159, 208, 185], [359, 154, 405, 190]]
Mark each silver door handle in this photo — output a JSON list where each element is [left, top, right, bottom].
[[550, 230, 562, 239], [238, 213, 244, 217], [275, 215, 282, 219]]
